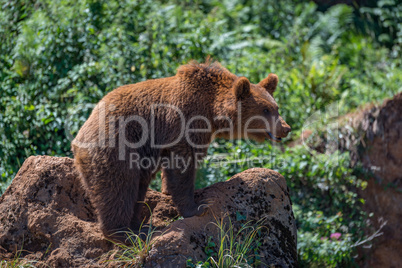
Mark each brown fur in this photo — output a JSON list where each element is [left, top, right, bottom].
[[72, 60, 291, 242]]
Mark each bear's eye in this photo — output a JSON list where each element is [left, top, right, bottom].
[[263, 109, 270, 114]]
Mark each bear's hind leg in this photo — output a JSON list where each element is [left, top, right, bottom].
[[90, 170, 139, 244]]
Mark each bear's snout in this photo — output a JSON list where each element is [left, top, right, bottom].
[[282, 125, 291, 136], [277, 117, 291, 137]]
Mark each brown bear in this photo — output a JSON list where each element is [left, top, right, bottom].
[[72, 60, 291, 242]]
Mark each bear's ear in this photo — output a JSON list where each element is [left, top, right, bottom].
[[258, 73, 278, 96], [233, 77, 251, 100]]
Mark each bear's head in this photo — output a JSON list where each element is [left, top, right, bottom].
[[228, 74, 291, 142]]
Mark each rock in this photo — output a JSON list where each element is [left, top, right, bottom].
[[294, 92, 402, 267], [146, 168, 297, 267], [0, 156, 110, 267], [348, 93, 402, 268], [0, 156, 297, 267]]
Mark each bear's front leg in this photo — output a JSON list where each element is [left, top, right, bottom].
[[162, 154, 206, 218]]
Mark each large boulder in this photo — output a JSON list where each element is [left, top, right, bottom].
[[0, 156, 110, 267], [292, 92, 402, 267], [0, 156, 297, 267], [346, 93, 402, 267], [145, 168, 297, 267]]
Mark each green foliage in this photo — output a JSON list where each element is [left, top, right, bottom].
[[0, 0, 401, 265], [358, 0, 402, 50], [186, 217, 267, 268]]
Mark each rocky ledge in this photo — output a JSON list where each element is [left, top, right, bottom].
[[0, 156, 297, 267]]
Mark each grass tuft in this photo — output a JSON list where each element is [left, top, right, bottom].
[[188, 215, 269, 268], [101, 203, 163, 267]]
